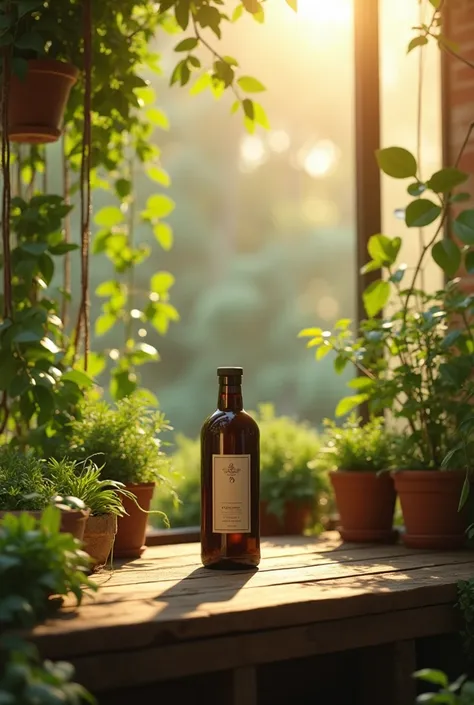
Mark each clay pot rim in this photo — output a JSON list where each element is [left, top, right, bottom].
[[123, 481, 156, 489], [392, 469, 465, 480], [23, 58, 79, 81], [330, 469, 391, 476], [0, 508, 90, 518]]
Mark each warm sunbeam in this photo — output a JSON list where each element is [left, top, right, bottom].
[[298, 0, 352, 24]]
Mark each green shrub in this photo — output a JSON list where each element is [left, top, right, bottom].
[[66, 395, 172, 486], [0, 507, 96, 629], [152, 435, 200, 528], [320, 414, 394, 472], [0, 449, 52, 512], [255, 404, 327, 519]]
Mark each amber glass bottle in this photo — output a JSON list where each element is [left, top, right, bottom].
[[201, 367, 260, 569]]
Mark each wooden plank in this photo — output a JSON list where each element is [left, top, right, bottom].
[[32, 561, 473, 659], [232, 667, 257, 705], [94, 544, 444, 589], [85, 551, 474, 604], [62, 604, 455, 692], [358, 640, 417, 705]]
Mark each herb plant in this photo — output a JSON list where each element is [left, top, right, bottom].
[[255, 403, 327, 519], [153, 434, 200, 528], [66, 395, 172, 486], [320, 414, 395, 473], [0, 642, 96, 705], [43, 457, 137, 517], [0, 506, 95, 629], [0, 448, 51, 511]]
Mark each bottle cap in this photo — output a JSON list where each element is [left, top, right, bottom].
[[217, 366, 243, 377]]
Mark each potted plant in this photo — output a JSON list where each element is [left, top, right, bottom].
[[0, 448, 89, 540], [0, 1, 79, 144], [43, 457, 145, 567], [321, 414, 397, 543], [67, 395, 171, 558], [255, 404, 327, 536]]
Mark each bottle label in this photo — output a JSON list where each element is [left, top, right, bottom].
[[212, 454, 251, 533]]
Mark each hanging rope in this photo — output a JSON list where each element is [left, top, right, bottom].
[[1, 36, 12, 321], [73, 0, 92, 371]]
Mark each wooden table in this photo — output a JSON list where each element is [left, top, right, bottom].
[[32, 533, 474, 705]]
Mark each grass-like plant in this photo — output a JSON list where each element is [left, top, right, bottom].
[[320, 414, 394, 473], [0, 449, 52, 512]]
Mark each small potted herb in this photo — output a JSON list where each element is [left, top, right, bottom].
[[67, 395, 171, 558], [44, 458, 141, 568], [256, 404, 327, 536], [0, 448, 89, 541], [323, 415, 397, 544]]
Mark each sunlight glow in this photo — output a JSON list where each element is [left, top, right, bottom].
[[298, 0, 352, 24]]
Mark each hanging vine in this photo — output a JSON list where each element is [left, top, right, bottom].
[[73, 0, 92, 371]]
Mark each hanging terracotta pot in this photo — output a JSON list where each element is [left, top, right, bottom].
[[83, 514, 118, 568], [0, 508, 89, 541], [330, 471, 397, 543], [8, 58, 79, 144], [393, 470, 468, 549], [260, 500, 314, 536], [114, 483, 155, 559]]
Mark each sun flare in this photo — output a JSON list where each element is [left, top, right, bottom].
[[298, 0, 352, 24]]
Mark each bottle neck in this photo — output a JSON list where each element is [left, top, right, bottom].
[[217, 377, 243, 412]]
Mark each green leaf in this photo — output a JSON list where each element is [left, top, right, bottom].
[[146, 108, 170, 130], [151, 271, 175, 294], [414, 670, 448, 689], [153, 223, 174, 251], [13, 329, 42, 343], [407, 182, 426, 197], [110, 370, 137, 401], [237, 75, 266, 93], [298, 327, 323, 338], [144, 194, 175, 219], [335, 394, 369, 417], [405, 198, 441, 227], [61, 370, 94, 388], [453, 210, 474, 245], [20, 242, 48, 256], [363, 280, 390, 317], [14, 30, 44, 53], [48, 241, 79, 255], [37, 254, 54, 284], [232, 4, 244, 21], [459, 475, 470, 511], [11, 57, 28, 80], [96, 280, 119, 297], [253, 102, 270, 129], [465, 250, 474, 275], [450, 192, 470, 203], [347, 376, 374, 391], [175, 37, 199, 52], [8, 372, 30, 398], [367, 234, 401, 266], [243, 99, 255, 121], [175, 0, 190, 29], [286, 0, 297, 10], [431, 240, 461, 278], [428, 0, 441, 7], [95, 313, 115, 336], [427, 167, 469, 193], [147, 166, 171, 187], [17, 1, 43, 18], [242, 0, 261, 13], [190, 72, 212, 96], [94, 206, 124, 228], [77, 352, 105, 378], [115, 178, 132, 199], [407, 35, 428, 53], [376, 147, 417, 179]]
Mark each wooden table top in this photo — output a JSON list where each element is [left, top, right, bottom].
[[31, 533, 474, 692]]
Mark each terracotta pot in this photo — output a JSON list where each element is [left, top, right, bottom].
[[330, 471, 397, 544], [83, 514, 118, 568], [8, 59, 79, 144], [393, 470, 468, 549], [114, 483, 155, 559], [260, 500, 314, 536], [0, 508, 89, 541]]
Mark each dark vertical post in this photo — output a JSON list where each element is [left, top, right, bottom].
[[353, 0, 382, 323], [353, 0, 381, 420]]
